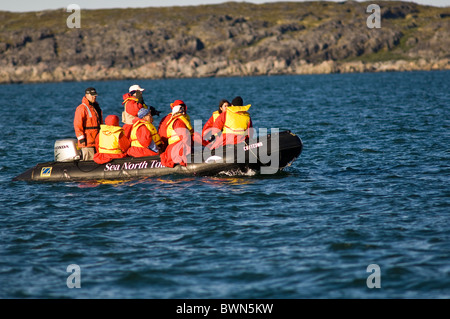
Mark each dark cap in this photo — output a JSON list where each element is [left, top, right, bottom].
[[85, 87, 98, 96], [231, 96, 243, 106]]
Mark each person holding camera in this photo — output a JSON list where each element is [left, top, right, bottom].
[[121, 84, 161, 139]]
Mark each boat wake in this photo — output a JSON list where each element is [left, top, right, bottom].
[[218, 168, 257, 177]]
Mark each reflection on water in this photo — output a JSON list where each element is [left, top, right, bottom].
[[202, 176, 255, 186], [78, 175, 256, 188]]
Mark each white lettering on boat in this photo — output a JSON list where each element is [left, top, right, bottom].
[[104, 163, 121, 171], [243, 142, 263, 151], [150, 160, 165, 168], [104, 160, 166, 172], [122, 161, 148, 170]]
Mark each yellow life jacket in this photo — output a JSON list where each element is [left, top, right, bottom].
[[130, 120, 161, 148], [166, 114, 193, 145], [98, 125, 123, 154], [223, 104, 251, 135], [212, 111, 220, 121], [122, 97, 148, 125]]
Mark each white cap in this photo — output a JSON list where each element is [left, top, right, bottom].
[[172, 104, 183, 115], [129, 84, 145, 92]]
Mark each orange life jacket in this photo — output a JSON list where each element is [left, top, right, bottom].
[[74, 97, 102, 148]]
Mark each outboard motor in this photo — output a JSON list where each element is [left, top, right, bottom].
[[54, 139, 81, 162]]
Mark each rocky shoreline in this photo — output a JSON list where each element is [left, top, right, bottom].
[[1, 57, 448, 84], [0, 1, 449, 84]]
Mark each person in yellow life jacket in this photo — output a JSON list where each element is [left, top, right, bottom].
[[158, 100, 205, 149], [93, 115, 130, 164], [202, 99, 230, 143], [122, 84, 161, 139], [160, 100, 194, 168], [157, 103, 184, 150], [208, 96, 253, 150], [127, 108, 163, 158]]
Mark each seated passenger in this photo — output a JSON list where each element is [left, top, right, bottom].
[[158, 100, 206, 150], [157, 109, 175, 151], [160, 100, 194, 168], [127, 108, 162, 158], [202, 99, 230, 143], [208, 96, 253, 150], [93, 115, 130, 164]]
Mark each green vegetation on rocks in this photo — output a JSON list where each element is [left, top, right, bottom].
[[0, 1, 448, 83]]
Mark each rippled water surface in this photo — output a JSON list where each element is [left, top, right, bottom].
[[1, 71, 449, 298]]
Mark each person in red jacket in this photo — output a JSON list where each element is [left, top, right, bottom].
[[127, 108, 162, 158], [157, 111, 172, 151], [208, 96, 253, 150], [122, 84, 160, 139], [202, 99, 230, 144], [74, 87, 103, 161], [93, 115, 130, 164], [158, 100, 206, 150], [160, 100, 194, 168]]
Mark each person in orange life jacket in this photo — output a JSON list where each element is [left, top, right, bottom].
[[93, 115, 130, 164], [158, 100, 205, 150], [202, 99, 230, 143], [127, 108, 163, 158], [208, 96, 253, 150], [74, 87, 103, 161], [122, 84, 161, 139], [160, 100, 195, 168]]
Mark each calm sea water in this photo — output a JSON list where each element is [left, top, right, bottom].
[[0, 71, 449, 299]]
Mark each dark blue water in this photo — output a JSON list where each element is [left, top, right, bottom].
[[1, 71, 449, 299]]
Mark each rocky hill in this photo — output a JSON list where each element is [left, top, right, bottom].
[[0, 1, 449, 83]]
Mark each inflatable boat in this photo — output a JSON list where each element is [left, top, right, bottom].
[[13, 130, 302, 182]]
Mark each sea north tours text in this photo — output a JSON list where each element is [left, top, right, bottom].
[[104, 160, 164, 171]]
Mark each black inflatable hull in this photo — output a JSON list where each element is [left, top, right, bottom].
[[13, 131, 303, 182]]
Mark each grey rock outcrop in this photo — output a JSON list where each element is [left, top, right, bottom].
[[0, 1, 448, 83]]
